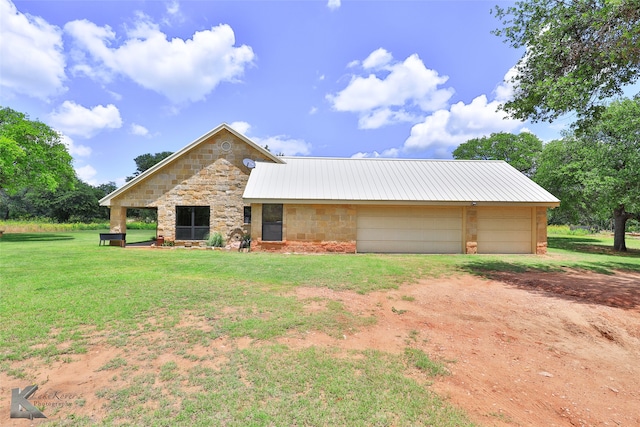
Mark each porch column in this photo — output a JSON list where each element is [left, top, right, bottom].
[[109, 204, 127, 234], [250, 204, 262, 250], [536, 207, 548, 255], [465, 206, 478, 254]]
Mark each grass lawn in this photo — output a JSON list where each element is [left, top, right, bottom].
[[1, 228, 638, 425]]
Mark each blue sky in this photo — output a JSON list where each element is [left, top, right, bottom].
[[1, 0, 571, 187]]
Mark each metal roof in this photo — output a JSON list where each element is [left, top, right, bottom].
[[243, 157, 560, 206]]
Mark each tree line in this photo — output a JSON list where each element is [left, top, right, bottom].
[[0, 106, 171, 223]]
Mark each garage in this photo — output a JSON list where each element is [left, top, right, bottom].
[[357, 206, 463, 254], [477, 207, 532, 254]]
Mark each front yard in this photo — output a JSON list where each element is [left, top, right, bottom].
[[1, 229, 639, 425]]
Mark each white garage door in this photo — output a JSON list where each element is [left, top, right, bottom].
[[357, 206, 463, 253], [477, 208, 532, 254]]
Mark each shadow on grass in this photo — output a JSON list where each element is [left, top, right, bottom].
[[549, 236, 640, 257], [459, 251, 640, 310], [479, 269, 640, 311], [0, 233, 75, 242]]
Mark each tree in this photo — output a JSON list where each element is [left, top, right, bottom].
[[493, 0, 640, 124], [452, 132, 543, 176], [534, 138, 601, 226], [534, 97, 640, 251], [0, 178, 116, 222], [576, 97, 640, 251], [0, 107, 75, 194], [126, 151, 173, 182]]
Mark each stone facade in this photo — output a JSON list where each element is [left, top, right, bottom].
[[108, 129, 275, 244], [249, 203, 550, 254], [251, 204, 357, 253], [535, 206, 548, 255], [464, 206, 478, 254]]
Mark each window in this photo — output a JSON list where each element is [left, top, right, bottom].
[[176, 206, 210, 240], [244, 206, 252, 224], [262, 204, 283, 241]]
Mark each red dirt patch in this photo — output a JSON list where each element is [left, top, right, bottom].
[[2, 271, 639, 426]]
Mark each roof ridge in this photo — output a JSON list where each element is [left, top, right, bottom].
[[281, 156, 506, 162]]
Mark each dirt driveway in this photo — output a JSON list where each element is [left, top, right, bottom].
[[291, 270, 640, 426], [2, 270, 639, 426]]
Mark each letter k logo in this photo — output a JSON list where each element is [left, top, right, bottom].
[[10, 385, 46, 419]]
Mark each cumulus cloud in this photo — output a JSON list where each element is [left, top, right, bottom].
[[342, 67, 527, 158], [64, 14, 255, 103], [253, 135, 312, 156], [49, 101, 123, 138], [361, 48, 393, 70], [231, 121, 311, 155], [327, 0, 341, 11], [229, 121, 251, 135], [351, 148, 400, 159], [0, 0, 66, 100], [75, 164, 97, 184], [403, 95, 521, 153], [60, 134, 92, 157], [164, 0, 184, 25], [327, 49, 454, 129], [130, 123, 149, 136], [494, 65, 517, 103]]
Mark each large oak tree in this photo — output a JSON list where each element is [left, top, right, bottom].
[[534, 97, 640, 251], [452, 132, 542, 177], [493, 0, 640, 124], [0, 107, 75, 195]]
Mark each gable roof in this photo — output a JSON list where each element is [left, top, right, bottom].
[[243, 157, 560, 206], [99, 123, 283, 206]]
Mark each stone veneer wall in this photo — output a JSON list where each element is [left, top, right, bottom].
[[251, 204, 549, 255], [109, 129, 273, 243], [251, 204, 357, 253], [535, 207, 548, 255], [464, 206, 478, 254]]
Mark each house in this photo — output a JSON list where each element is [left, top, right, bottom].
[[99, 124, 560, 254]]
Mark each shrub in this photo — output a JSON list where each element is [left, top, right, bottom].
[[206, 232, 225, 247]]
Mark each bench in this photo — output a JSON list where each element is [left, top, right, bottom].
[[99, 233, 126, 247]]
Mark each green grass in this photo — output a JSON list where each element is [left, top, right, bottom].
[[0, 219, 156, 232], [1, 228, 639, 425]]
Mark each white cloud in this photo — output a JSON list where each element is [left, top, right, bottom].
[[0, 0, 66, 100], [227, 121, 310, 155], [60, 134, 92, 157], [253, 135, 312, 156], [347, 59, 360, 68], [403, 95, 522, 153], [229, 121, 251, 135], [351, 148, 400, 159], [309, 106, 318, 115], [327, 0, 341, 11], [49, 101, 123, 138], [64, 15, 255, 103], [75, 164, 97, 184], [358, 108, 416, 130], [362, 48, 393, 70], [130, 123, 149, 136], [494, 66, 517, 103], [327, 49, 454, 129], [167, 1, 180, 15]]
